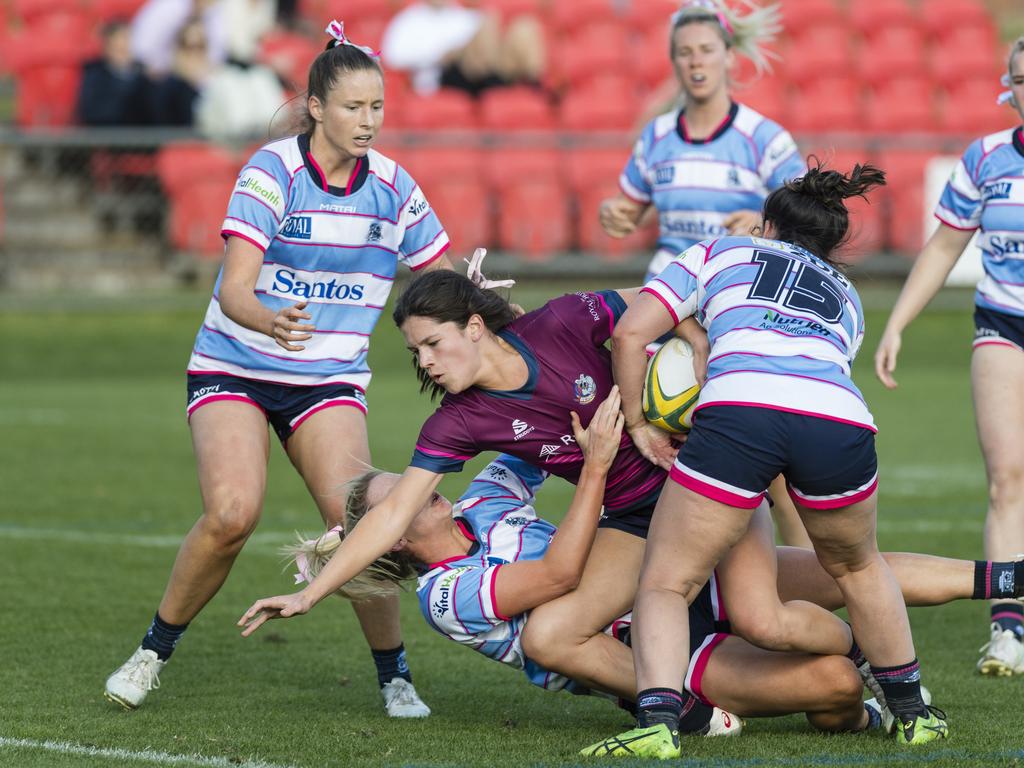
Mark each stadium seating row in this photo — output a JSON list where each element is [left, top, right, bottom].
[[155, 142, 939, 262]]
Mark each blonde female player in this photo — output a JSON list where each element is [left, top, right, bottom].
[[602, 0, 810, 548], [875, 37, 1024, 677], [104, 21, 451, 717], [592, 163, 947, 758]]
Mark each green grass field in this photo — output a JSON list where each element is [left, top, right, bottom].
[[2, 282, 1022, 768]]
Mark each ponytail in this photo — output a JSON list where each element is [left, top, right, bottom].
[[762, 158, 886, 264]]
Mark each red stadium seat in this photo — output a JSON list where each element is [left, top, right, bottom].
[[779, 29, 852, 87], [776, 0, 845, 39], [156, 143, 240, 195], [259, 31, 322, 93], [864, 77, 937, 133], [399, 90, 479, 131], [559, 84, 638, 131], [158, 143, 242, 258], [633, 24, 673, 89], [484, 148, 561, 190], [624, 0, 680, 34], [555, 26, 631, 89], [919, 0, 994, 40], [566, 148, 656, 258], [876, 149, 935, 254], [847, 0, 915, 38], [551, 0, 617, 33], [734, 75, 787, 122], [496, 181, 571, 260], [939, 79, 1018, 136], [935, 22, 1000, 55], [929, 45, 1003, 91], [401, 149, 492, 254], [857, 27, 927, 88], [92, 0, 148, 23], [480, 0, 544, 22], [785, 77, 862, 133], [14, 64, 81, 126], [12, 0, 82, 24], [479, 87, 556, 131]]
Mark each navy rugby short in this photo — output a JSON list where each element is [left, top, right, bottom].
[[187, 373, 366, 442], [974, 305, 1024, 352], [671, 405, 877, 511]]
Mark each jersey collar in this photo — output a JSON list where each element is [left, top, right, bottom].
[[478, 329, 539, 400], [676, 102, 739, 145], [298, 132, 369, 196]]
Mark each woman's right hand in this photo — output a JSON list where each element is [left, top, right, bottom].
[[237, 590, 314, 637], [571, 386, 625, 472], [271, 301, 316, 352], [626, 421, 678, 471], [874, 329, 902, 389], [599, 197, 639, 238]]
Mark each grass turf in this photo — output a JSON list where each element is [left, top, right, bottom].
[[1, 282, 1022, 767]]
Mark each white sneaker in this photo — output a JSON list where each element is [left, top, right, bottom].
[[865, 685, 931, 734], [104, 647, 165, 710], [381, 678, 430, 718], [977, 623, 1024, 677], [703, 707, 743, 737]]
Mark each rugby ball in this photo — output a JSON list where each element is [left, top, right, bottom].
[[642, 338, 700, 434]]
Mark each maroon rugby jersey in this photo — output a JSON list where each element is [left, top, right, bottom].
[[410, 291, 667, 514]]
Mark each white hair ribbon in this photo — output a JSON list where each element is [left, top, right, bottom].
[[324, 19, 380, 59], [997, 72, 1014, 106]]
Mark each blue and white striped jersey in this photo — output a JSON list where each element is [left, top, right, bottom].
[[415, 455, 576, 691], [620, 103, 804, 280], [935, 126, 1024, 317], [643, 235, 874, 430], [188, 134, 450, 389]]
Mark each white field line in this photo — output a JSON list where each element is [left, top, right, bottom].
[[0, 736, 297, 768], [0, 526, 299, 554]]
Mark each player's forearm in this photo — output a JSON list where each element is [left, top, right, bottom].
[[219, 280, 277, 338], [610, 331, 649, 429], [884, 230, 967, 335], [541, 465, 608, 587]]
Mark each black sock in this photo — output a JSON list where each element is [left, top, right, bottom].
[[992, 602, 1024, 641], [371, 644, 411, 687], [636, 687, 684, 729], [140, 612, 189, 662], [974, 560, 1019, 599], [846, 637, 866, 668], [677, 695, 714, 734], [871, 658, 926, 720]]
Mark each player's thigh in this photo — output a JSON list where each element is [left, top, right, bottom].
[[971, 344, 1024, 482], [701, 636, 860, 717], [524, 528, 645, 642], [715, 502, 787, 624], [775, 546, 844, 610], [286, 403, 371, 526], [794, 492, 880, 573], [190, 401, 270, 517]]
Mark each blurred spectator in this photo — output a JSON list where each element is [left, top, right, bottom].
[[224, 0, 276, 65], [381, 0, 545, 96], [150, 16, 211, 125], [77, 20, 151, 125], [130, 0, 227, 76]]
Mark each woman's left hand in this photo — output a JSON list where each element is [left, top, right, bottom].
[[723, 209, 762, 236]]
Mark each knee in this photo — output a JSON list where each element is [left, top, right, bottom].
[[988, 465, 1024, 513], [806, 657, 865, 732], [729, 608, 791, 652], [201, 492, 261, 550], [521, 606, 576, 668]]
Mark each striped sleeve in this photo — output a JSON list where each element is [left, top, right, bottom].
[[757, 126, 804, 190], [461, 455, 547, 504], [619, 127, 654, 204], [423, 565, 506, 636], [934, 140, 984, 231], [395, 166, 451, 271], [641, 243, 705, 324], [222, 148, 289, 252]]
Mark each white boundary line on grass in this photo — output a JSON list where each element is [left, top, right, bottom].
[[0, 737, 297, 768]]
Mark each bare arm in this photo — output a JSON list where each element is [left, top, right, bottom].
[[611, 290, 679, 469], [491, 388, 624, 617], [239, 467, 443, 635], [874, 223, 974, 388], [219, 236, 316, 352], [419, 252, 454, 272], [599, 193, 649, 238]]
